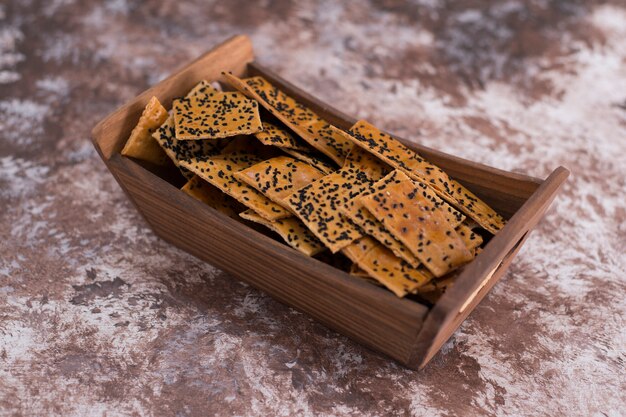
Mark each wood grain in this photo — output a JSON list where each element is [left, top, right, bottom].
[[91, 35, 569, 369]]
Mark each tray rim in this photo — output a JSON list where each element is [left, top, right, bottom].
[[90, 34, 569, 369]]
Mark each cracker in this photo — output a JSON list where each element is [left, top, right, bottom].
[[341, 170, 463, 267], [223, 73, 353, 165], [341, 235, 379, 263], [281, 148, 336, 175], [342, 197, 421, 267], [369, 170, 466, 226], [342, 236, 432, 297], [173, 88, 262, 140], [254, 122, 309, 151], [341, 120, 506, 234], [181, 175, 243, 219], [283, 148, 388, 253], [121, 96, 169, 165], [342, 144, 389, 179], [152, 81, 225, 178], [235, 156, 325, 209], [178, 152, 291, 221], [339, 170, 419, 266], [239, 209, 325, 256], [361, 170, 473, 277], [457, 222, 483, 251], [357, 245, 432, 297]]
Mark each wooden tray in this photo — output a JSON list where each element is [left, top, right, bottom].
[[91, 35, 569, 369]]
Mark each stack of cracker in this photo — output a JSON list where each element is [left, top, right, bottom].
[[121, 74, 505, 301]]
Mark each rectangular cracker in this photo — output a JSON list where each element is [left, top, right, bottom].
[[342, 236, 432, 297], [235, 156, 325, 209], [456, 222, 483, 251], [341, 235, 379, 263], [254, 122, 310, 151], [341, 144, 390, 179], [283, 148, 388, 253], [181, 175, 244, 219], [341, 170, 464, 267], [223, 73, 353, 165], [152, 81, 225, 178], [342, 197, 421, 267], [361, 170, 473, 277], [178, 152, 291, 221], [341, 120, 506, 234], [173, 88, 262, 140], [121, 96, 169, 165], [239, 209, 325, 256]]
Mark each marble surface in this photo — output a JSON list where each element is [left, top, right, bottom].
[[1, 1, 625, 416]]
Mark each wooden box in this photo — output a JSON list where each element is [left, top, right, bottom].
[[91, 35, 568, 369]]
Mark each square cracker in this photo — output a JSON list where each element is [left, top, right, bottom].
[[223, 73, 353, 166], [178, 152, 291, 221], [235, 156, 325, 209], [173, 88, 262, 140], [456, 222, 483, 252], [283, 148, 388, 253], [121, 96, 169, 165], [341, 170, 464, 267], [239, 209, 325, 256], [152, 81, 225, 178], [341, 120, 506, 234], [342, 196, 421, 267], [361, 170, 473, 277], [344, 203, 481, 269]]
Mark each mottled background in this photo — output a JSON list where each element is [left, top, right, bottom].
[[1, 0, 625, 416]]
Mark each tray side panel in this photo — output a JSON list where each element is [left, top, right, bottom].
[[108, 155, 429, 364]]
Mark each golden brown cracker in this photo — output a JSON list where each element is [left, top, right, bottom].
[[122, 96, 169, 165], [152, 82, 225, 178], [342, 170, 463, 267], [361, 172, 473, 277], [235, 156, 325, 208], [173, 88, 262, 140], [342, 237, 432, 297]]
